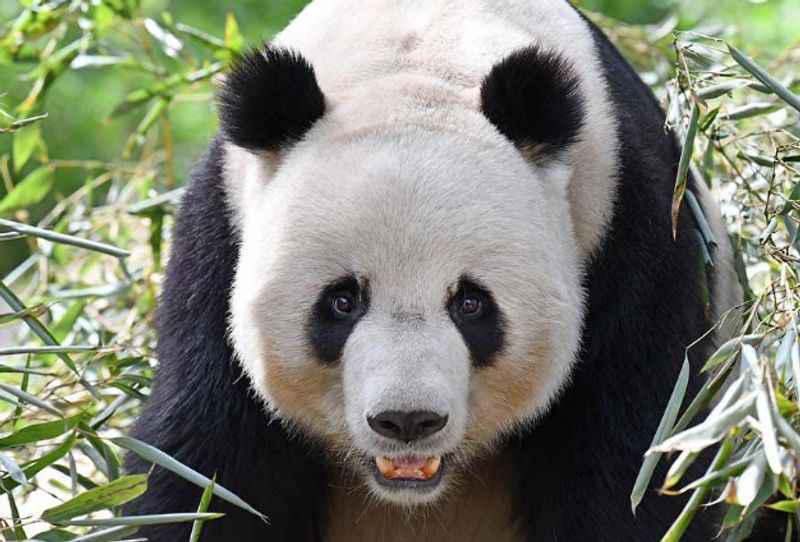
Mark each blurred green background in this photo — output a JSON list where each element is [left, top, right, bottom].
[[0, 0, 796, 274]]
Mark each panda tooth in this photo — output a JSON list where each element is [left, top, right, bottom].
[[375, 456, 396, 477], [422, 456, 442, 477]]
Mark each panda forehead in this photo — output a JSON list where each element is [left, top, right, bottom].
[[271, 134, 547, 253]]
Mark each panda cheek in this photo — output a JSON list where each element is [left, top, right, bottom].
[[262, 351, 344, 440]]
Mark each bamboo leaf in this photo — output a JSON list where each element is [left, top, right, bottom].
[[68, 526, 139, 542], [0, 433, 77, 492], [12, 123, 44, 172], [190, 477, 216, 542], [0, 219, 130, 258], [755, 382, 783, 475], [735, 452, 767, 507], [63, 512, 223, 527], [111, 436, 266, 521], [224, 13, 243, 53], [671, 102, 700, 240], [650, 392, 756, 454], [0, 382, 62, 416], [661, 436, 735, 542], [0, 413, 84, 448], [728, 45, 800, 114], [42, 475, 148, 523], [767, 500, 800, 513], [0, 281, 100, 399], [0, 452, 28, 485], [0, 166, 54, 214], [721, 102, 781, 121], [631, 356, 690, 513]]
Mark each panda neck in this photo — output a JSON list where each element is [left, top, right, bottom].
[[324, 449, 524, 542]]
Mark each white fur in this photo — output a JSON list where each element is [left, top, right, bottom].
[[226, 0, 613, 505]]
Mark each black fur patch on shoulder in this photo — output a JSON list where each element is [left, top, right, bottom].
[[125, 137, 329, 542], [480, 46, 585, 157], [447, 276, 506, 368], [218, 46, 326, 151]]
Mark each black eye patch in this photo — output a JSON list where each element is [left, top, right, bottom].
[[447, 276, 506, 368], [307, 275, 369, 365]]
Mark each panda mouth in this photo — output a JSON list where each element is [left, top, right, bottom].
[[371, 455, 445, 489]]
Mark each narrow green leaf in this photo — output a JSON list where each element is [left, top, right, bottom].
[[6, 488, 27, 539], [678, 451, 755, 493], [767, 500, 800, 513], [755, 380, 782, 475], [631, 356, 690, 513], [721, 102, 781, 121], [0, 413, 84, 448], [190, 477, 216, 542], [0, 304, 48, 325], [0, 219, 131, 258], [144, 18, 183, 57], [774, 413, 800, 456], [661, 436, 735, 542], [735, 452, 768, 507], [112, 436, 266, 520], [696, 80, 749, 100], [0, 281, 100, 399], [70, 55, 132, 69], [224, 13, 243, 53], [663, 449, 698, 490], [729, 45, 800, 114], [0, 433, 77, 492], [12, 123, 43, 172], [701, 334, 761, 373], [685, 189, 717, 249], [0, 166, 54, 214], [650, 392, 756, 454], [0, 452, 28, 485], [174, 22, 226, 49], [42, 474, 148, 523], [68, 525, 139, 542], [740, 466, 778, 520], [85, 433, 121, 481], [0, 345, 98, 356], [0, 113, 48, 134], [51, 301, 86, 343], [51, 463, 100, 490], [64, 512, 223, 526], [671, 102, 700, 240], [0, 382, 62, 416]]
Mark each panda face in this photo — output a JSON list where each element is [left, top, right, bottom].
[[227, 99, 585, 505]]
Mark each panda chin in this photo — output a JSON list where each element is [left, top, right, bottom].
[[366, 454, 449, 505]]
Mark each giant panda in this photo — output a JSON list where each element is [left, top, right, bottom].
[[126, 0, 746, 540]]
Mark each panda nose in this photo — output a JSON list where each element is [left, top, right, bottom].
[[367, 410, 449, 442]]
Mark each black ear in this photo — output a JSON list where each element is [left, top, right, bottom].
[[217, 46, 326, 152], [480, 46, 585, 159]]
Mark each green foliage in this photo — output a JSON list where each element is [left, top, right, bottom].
[[0, 1, 797, 541], [605, 13, 800, 540]]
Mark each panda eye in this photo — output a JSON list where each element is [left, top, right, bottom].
[[460, 295, 483, 318], [331, 293, 356, 317]]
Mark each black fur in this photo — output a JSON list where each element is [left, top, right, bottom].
[[480, 45, 585, 157], [447, 276, 506, 368], [128, 10, 738, 542], [124, 139, 328, 541], [307, 275, 370, 364], [505, 11, 718, 541], [218, 46, 325, 151]]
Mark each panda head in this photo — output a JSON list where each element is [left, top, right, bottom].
[[224, 45, 586, 506]]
